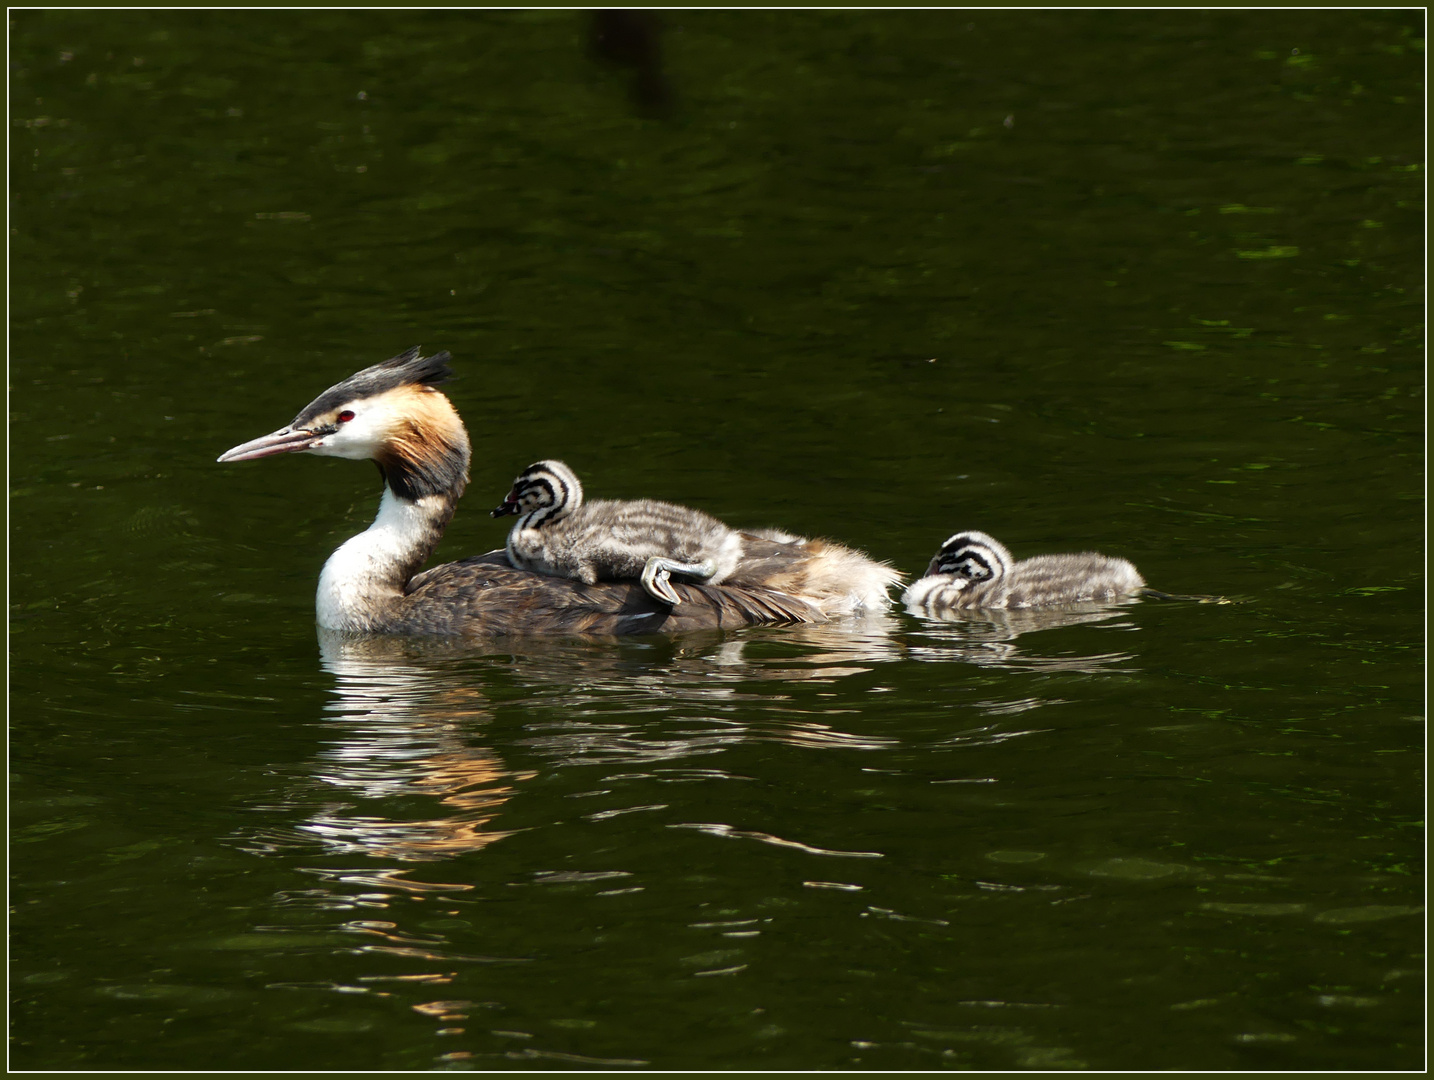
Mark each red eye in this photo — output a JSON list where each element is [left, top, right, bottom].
[[337, 410, 355, 423]]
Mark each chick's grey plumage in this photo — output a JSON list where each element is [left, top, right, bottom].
[[492, 459, 745, 604], [903, 529, 1144, 614]]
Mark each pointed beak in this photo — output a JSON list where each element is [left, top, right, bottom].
[[491, 495, 520, 519], [217, 426, 321, 463]]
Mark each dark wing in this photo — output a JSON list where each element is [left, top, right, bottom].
[[403, 551, 824, 636]]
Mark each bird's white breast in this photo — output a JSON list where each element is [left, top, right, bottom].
[[316, 489, 445, 630]]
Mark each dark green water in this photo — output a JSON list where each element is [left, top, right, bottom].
[[10, 9, 1423, 1071]]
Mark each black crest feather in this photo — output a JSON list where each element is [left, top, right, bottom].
[[292, 347, 455, 427]]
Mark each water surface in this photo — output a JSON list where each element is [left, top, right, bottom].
[[10, 9, 1423, 1071]]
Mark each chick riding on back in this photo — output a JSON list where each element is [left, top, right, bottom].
[[492, 459, 746, 606]]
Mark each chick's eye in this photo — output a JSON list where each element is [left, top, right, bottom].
[[337, 410, 355, 423]]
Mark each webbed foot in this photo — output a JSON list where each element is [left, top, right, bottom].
[[640, 557, 717, 606]]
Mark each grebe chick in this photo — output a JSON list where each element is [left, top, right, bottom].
[[217, 348, 901, 636], [491, 459, 745, 606], [902, 529, 1145, 615]]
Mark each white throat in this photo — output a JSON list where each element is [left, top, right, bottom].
[[316, 488, 446, 631]]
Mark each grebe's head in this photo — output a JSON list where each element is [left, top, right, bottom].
[[217, 347, 471, 501]]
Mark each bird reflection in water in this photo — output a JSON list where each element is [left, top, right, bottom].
[[238, 606, 1142, 883], [905, 602, 1144, 673], [233, 632, 532, 891], [239, 620, 920, 880], [312, 616, 917, 783], [292, 630, 538, 867]]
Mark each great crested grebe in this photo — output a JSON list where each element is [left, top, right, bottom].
[[492, 458, 745, 606], [217, 348, 902, 636], [902, 529, 1145, 615]]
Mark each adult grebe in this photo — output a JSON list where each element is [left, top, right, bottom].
[[902, 529, 1145, 615], [217, 348, 901, 636], [492, 458, 746, 605]]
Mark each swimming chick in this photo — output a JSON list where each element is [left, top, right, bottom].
[[902, 529, 1145, 615]]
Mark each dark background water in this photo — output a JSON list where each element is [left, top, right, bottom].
[[10, 9, 1423, 1071]]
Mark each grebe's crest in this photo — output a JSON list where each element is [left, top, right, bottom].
[[290, 346, 455, 429]]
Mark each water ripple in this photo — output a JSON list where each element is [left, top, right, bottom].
[[668, 822, 883, 858]]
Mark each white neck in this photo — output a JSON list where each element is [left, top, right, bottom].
[[316, 488, 448, 631]]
